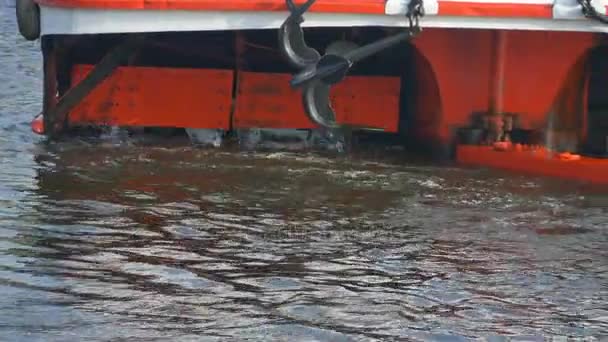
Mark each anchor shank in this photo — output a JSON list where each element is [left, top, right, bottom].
[[289, 31, 414, 89], [343, 31, 413, 63], [289, 56, 350, 88]]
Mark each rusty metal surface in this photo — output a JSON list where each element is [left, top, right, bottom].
[[68, 64, 234, 129], [43, 36, 143, 137], [233, 71, 400, 131]]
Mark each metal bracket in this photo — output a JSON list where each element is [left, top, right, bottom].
[[43, 35, 145, 138]]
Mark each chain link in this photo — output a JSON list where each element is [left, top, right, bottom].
[[577, 0, 608, 24], [406, 0, 425, 34]]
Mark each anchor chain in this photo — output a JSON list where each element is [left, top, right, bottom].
[[577, 0, 608, 24], [407, 0, 425, 33], [278, 0, 424, 129]]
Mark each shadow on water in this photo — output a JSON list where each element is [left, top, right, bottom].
[[1, 5, 607, 341]]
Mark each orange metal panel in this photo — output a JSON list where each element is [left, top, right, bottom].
[[412, 28, 493, 143], [412, 29, 596, 146], [34, 0, 386, 14], [31, 113, 44, 135], [500, 31, 594, 129], [68, 64, 233, 129], [437, 2, 552, 18], [332, 75, 401, 132], [457, 145, 608, 184], [233, 72, 314, 129], [233, 71, 400, 132]]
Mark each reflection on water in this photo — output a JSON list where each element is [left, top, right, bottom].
[[1, 6, 607, 341]]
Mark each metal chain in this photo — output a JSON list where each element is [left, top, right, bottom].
[[577, 0, 608, 24], [406, 0, 425, 34]]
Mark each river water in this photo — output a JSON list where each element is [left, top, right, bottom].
[[1, 6, 607, 342]]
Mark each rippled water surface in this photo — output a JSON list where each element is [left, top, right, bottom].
[[1, 7, 607, 341]]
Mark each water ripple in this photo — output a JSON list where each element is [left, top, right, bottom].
[[0, 6, 607, 341]]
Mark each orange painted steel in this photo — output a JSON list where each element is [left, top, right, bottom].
[[457, 145, 608, 184], [411, 29, 596, 147], [233, 71, 401, 131], [437, 1, 553, 18], [68, 64, 234, 129], [31, 113, 44, 134], [411, 29, 492, 145], [34, 0, 386, 13]]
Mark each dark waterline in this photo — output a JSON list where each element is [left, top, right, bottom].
[[1, 7, 607, 341]]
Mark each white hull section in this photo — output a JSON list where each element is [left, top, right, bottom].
[[40, 6, 608, 36]]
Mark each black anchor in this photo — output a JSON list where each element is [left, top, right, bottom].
[[278, 0, 424, 130]]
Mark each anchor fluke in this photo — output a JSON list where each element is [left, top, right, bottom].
[[278, 0, 321, 69], [302, 82, 339, 129], [299, 40, 359, 129], [302, 81, 386, 131], [295, 34, 415, 131], [277, 0, 424, 130]]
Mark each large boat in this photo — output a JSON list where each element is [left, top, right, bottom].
[[14, 0, 608, 183]]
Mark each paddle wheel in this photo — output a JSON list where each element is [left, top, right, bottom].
[[16, 0, 608, 183]]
